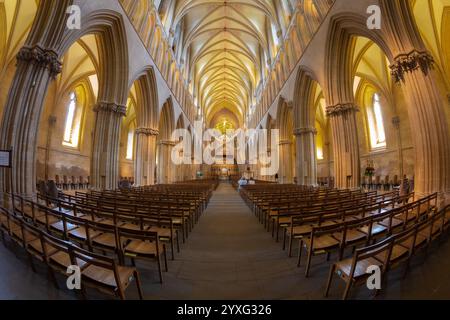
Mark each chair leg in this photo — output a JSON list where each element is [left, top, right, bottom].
[[176, 231, 180, 253], [271, 220, 275, 238], [170, 239, 175, 261], [163, 245, 168, 272], [117, 286, 126, 300], [325, 264, 336, 297], [288, 235, 293, 257], [342, 280, 353, 300], [305, 250, 313, 278], [157, 256, 163, 284], [181, 226, 186, 244], [297, 240, 303, 267], [134, 270, 144, 300]]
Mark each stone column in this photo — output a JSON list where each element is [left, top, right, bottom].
[[326, 104, 361, 189], [278, 140, 294, 184], [158, 140, 176, 184], [324, 142, 333, 186], [44, 116, 57, 181], [380, 0, 450, 202], [134, 127, 159, 186], [392, 116, 404, 179], [390, 51, 450, 199], [90, 103, 126, 191], [294, 128, 318, 186], [0, 46, 62, 196]]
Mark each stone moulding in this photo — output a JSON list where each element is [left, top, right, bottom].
[[159, 140, 177, 147], [17, 45, 62, 78], [325, 103, 359, 117], [93, 102, 127, 117], [135, 127, 159, 136], [294, 127, 318, 136], [278, 139, 293, 146], [390, 50, 435, 83]]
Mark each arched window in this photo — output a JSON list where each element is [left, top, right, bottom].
[[368, 93, 386, 149], [126, 123, 135, 160], [316, 121, 324, 160], [63, 88, 84, 148]]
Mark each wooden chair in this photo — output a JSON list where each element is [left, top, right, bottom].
[[299, 224, 341, 277], [118, 227, 167, 284], [40, 229, 143, 300], [77, 244, 144, 300], [324, 237, 393, 300]]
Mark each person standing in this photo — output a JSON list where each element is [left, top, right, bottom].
[[238, 176, 248, 191], [399, 175, 410, 196]]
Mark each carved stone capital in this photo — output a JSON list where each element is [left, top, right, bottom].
[[93, 102, 127, 117], [17, 45, 62, 77], [135, 128, 159, 136], [390, 50, 434, 83], [294, 127, 317, 136], [326, 103, 359, 117]]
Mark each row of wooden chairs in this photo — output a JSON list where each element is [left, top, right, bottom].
[[35, 181, 216, 260], [284, 193, 415, 257], [7, 194, 171, 280], [54, 193, 201, 243], [296, 193, 437, 278], [29, 194, 181, 260], [242, 186, 399, 235], [325, 204, 449, 299], [239, 183, 450, 299], [0, 206, 144, 300], [268, 191, 402, 239]]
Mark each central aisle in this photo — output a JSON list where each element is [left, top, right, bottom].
[[142, 182, 312, 300]]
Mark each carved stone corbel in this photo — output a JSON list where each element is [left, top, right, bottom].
[[17, 45, 62, 78], [390, 50, 434, 83], [93, 102, 127, 117], [294, 127, 317, 136], [325, 103, 359, 117], [135, 128, 159, 136]]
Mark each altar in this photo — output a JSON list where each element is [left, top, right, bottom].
[[211, 164, 239, 180]]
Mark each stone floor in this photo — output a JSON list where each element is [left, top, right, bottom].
[[1, 182, 450, 300]]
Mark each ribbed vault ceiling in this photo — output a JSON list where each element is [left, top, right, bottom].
[[167, 0, 293, 127]]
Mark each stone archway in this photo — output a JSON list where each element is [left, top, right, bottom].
[[276, 97, 295, 184], [157, 98, 176, 184], [130, 67, 159, 186], [0, 2, 130, 194]]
